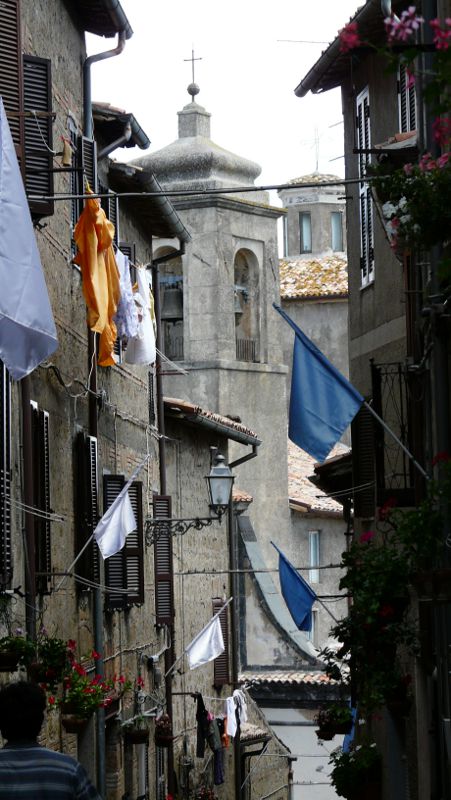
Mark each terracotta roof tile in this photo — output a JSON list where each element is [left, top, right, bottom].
[[288, 440, 350, 514], [164, 397, 260, 442], [279, 255, 348, 300], [239, 670, 337, 686], [286, 172, 344, 186], [233, 486, 253, 503]]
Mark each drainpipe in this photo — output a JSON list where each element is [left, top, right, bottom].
[[97, 122, 132, 160], [83, 31, 126, 140], [83, 29, 127, 800], [21, 378, 36, 642], [152, 255, 174, 797]]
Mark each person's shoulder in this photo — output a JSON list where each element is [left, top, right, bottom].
[[28, 746, 81, 770]]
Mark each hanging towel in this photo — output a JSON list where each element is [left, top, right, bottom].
[[125, 268, 156, 365], [225, 697, 237, 738], [74, 191, 120, 367], [114, 249, 139, 340]]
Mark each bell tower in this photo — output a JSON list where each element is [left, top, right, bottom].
[[133, 81, 290, 576]]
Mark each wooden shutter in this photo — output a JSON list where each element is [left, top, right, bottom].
[[0, 363, 12, 587], [120, 242, 136, 285], [398, 63, 416, 133], [31, 404, 52, 594], [153, 494, 174, 625], [148, 372, 156, 427], [100, 185, 119, 245], [104, 475, 126, 609], [74, 432, 100, 586], [76, 136, 97, 219], [0, 0, 24, 163], [351, 404, 376, 519], [212, 597, 230, 687], [356, 88, 374, 286], [104, 475, 144, 609], [23, 55, 54, 218]]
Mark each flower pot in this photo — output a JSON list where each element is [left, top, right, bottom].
[[125, 728, 149, 744], [347, 779, 381, 800], [61, 716, 90, 734], [0, 651, 20, 672], [154, 733, 173, 748], [315, 728, 335, 741]]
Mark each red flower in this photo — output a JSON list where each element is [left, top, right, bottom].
[[379, 604, 395, 618], [74, 662, 87, 676], [432, 450, 451, 466], [339, 22, 361, 53], [137, 676, 145, 688], [359, 530, 375, 543], [118, 675, 126, 684], [67, 640, 76, 652], [48, 695, 56, 706], [91, 650, 101, 660], [378, 496, 397, 520]]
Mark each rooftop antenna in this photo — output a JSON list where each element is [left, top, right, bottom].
[[184, 47, 202, 101], [314, 126, 319, 172]]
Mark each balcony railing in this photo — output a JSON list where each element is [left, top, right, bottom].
[[236, 338, 259, 363]]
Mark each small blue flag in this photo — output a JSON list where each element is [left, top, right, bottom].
[[272, 541, 317, 631], [274, 304, 363, 462]]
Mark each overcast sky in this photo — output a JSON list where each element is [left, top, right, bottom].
[[88, 0, 359, 200]]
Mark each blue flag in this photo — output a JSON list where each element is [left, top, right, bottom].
[[272, 541, 317, 631], [274, 304, 363, 462]]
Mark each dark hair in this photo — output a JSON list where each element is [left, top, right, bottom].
[[0, 681, 46, 741]]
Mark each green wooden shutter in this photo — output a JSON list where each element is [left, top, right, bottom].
[[31, 403, 52, 594], [0, 0, 24, 163], [74, 432, 100, 587], [23, 55, 54, 218], [0, 363, 12, 587], [212, 597, 230, 687], [153, 495, 174, 625]]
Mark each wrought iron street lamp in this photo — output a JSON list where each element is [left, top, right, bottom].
[[145, 453, 234, 545]]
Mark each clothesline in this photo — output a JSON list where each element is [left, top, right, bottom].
[[27, 174, 389, 203]]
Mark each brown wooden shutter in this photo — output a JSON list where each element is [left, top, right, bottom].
[[23, 55, 54, 218], [0, 363, 12, 587], [104, 475, 144, 609], [153, 494, 174, 625], [212, 597, 230, 687], [0, 0, 24, 164], [74, 432, 100, 586], [351, 404, 376, 519], [31, 403, 52, 594]]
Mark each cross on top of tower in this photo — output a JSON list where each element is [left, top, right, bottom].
[[184, 48, 202, 101]]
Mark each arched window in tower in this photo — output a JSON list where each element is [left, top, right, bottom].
[[234, 249, 260, 363], [157, 249, 184, 361]]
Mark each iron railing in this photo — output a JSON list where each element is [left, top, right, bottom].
[[236, 337, 259, 363]]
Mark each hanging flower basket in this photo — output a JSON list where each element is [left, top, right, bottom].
[[154, 713, 172, 747], [61, 715, 90, 734], [0, 651, 20, 672], [315, 704, 353, 740], [125, 727, 150, 745]]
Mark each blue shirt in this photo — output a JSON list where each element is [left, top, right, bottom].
[[0, 742, 101, 799]]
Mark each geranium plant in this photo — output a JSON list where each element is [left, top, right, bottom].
[[29, 630, 74, 688], [0, 629, 35, 668], [315, 704, 353, 738], [329, 743, 381, 799], [60, 657, 131, 719]]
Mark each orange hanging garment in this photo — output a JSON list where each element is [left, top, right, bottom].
[[74, 192, 120, 366]]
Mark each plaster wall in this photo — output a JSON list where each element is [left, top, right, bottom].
[[287, 512, 347, 650]]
